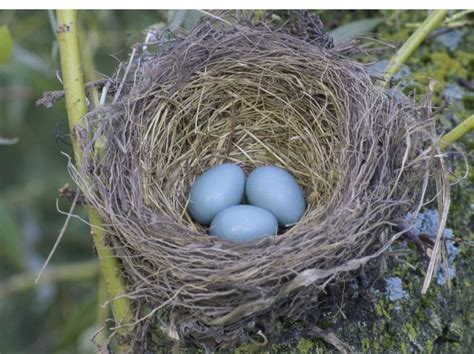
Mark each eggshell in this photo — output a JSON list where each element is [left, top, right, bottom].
[[209, 205, 278, 242], [246, 165, 305, 226], [188, 163, 245, 225]]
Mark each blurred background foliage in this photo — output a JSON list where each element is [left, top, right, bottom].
[[0, 10, 472, 353]]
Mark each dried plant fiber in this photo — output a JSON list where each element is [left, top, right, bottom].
[[71, 13, 449, 351]]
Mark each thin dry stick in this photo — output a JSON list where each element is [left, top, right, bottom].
[[35, 191, 79, 283], [422, 166, 451, 294], [113, 31, 153, 103]]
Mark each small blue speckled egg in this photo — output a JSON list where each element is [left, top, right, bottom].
[[209, 205, 278, 242], [188, 163, 245, 225], [246, 165, 306, 226]]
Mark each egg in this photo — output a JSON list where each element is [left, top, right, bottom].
[[188, 163, 246, 225], [209, 205, 278, 242], [246, 165, 306, 226]]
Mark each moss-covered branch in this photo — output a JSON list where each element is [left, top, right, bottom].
[[56, 10, 133, 351], [383, 10, 448, 85]]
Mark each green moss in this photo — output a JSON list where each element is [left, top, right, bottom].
[[361, 337, 371, 352], [234, 343, 258, 354], [382, 334, 394, 350], [404, 323, 417, 339], [426, 52, 467, 87], [376, 301, 392, 319], [426, 340, 434, 353], [376, 303, 384, 317], [428, 311, 443, 333], [462, 96, 474, 110], [400, 340, 409, 354], [457, 50, 474, 80], [318, 318, 332, 329], [296, 338, 316, 353]]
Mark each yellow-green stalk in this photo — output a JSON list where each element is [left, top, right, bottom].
[[56, 10, 133, 351], [440, 115, 474, 149], [383, 10, 448, 86], [79, 22, 110, 347]]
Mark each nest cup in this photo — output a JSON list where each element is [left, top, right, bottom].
[[75, 15, 448, 350]]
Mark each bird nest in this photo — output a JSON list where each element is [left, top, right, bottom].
[[71, 13, 449, 351]]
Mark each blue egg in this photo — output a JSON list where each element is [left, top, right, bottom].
[[209, 205, 278, 242], [188, 163, 245, 225], [246, 166, 306, 226]]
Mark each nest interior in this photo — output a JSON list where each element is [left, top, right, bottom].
[[74, 14, 449, 351]]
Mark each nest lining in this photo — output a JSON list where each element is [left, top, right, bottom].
[[73, 15, 449, 350], [141, 58, 343, 232]]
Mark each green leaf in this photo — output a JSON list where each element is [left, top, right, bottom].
[[0, 198, 25, 270], [0, 26, 13, 64], [167, 10, 202, 32], [167, 10, 187, 30], [181, 10, 202, 31], [330, 18, 382, 45]]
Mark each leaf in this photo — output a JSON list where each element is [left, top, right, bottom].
[[0, 26, 13, 64], [181, 10, 202, 31], [12, 44, 50, 75], [167, 10, 188, 31], [167, 10, 202, 32], [0, 198, 25, 270], [329, 18, 382, 45]]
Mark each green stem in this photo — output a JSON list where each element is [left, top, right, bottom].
[[440, 115, 474, 149], [96, 274, 109, 346], [0, 260, 99, 300], [79, 21, 109, 347], [444, 9, 474, 23], [383, 10, 448, 85], [79, 22, 100, 107], [56, 10, 134, 351]]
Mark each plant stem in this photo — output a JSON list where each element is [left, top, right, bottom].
[[96, 274, 109, 347], [78, 23, 110, 348], [56, 10, 134, 351], [0, 260, 99, 300], [444, 9, 474, 23], [382, 10, 448, 86], [56, 9, 87, 159], [440, 115, 474, 149], [79, 22, 100, 107]]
